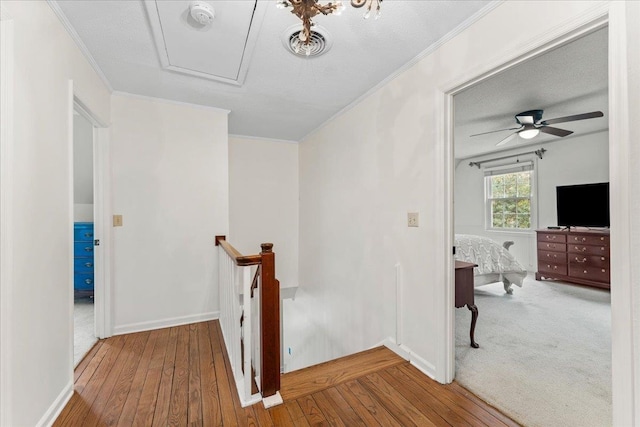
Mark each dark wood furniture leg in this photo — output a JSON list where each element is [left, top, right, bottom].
[[466, 304, 479, 348]]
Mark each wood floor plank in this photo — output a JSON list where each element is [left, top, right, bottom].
[[297, 394, 330, 426], [284, 400, 310, 426], [188, 323, 203, 425], [448, 380, 522, 427], [83, 331, 149, 426], [280, 346, 404, 401], [334, 383, 383, 427], [398, 364, 519, 427], [152, 326, 180, 427], [130, 328, 171, 427], [55, 335, 128, 427], [378, 367, 468, 427], [74, 340, 103, 382], [168, 325, 190, 427], [359, 373, 438, 427], [197, 319, 222, 426], [312, 390, 349, 427], [117, 329, 161, 425], [209, 321, 239, 427], [56, 320, 520, 427]]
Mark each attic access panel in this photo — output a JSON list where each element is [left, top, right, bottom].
[[144, 1, 266, 86]]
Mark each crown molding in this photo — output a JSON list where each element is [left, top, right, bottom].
[[229, 134, 299, 145], [112, 91, 231, 115], [301, 0, 504, 142], [47, 0, 114, 93]]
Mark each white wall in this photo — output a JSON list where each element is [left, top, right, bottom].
[[73, 112, 94, 222], [296, 0, 632, 382], [454, 131, 609, 270], [0, 1, 111, 426], [228, 136, 299, 290], [110, 94, 228, 333]]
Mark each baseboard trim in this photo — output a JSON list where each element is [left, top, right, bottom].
[[375, 337, 438, 380], [113, 311, 220, 335], [36, 380, 72, 427]]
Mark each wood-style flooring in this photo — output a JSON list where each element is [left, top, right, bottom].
[[55, 320, 520, 426]]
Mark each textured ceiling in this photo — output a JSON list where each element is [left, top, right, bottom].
[[54, 0, 493, 141], [454, 27, 608, 160]]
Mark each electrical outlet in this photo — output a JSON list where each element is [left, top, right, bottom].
[[113, 214, 123, 227], [408, 212, 419, 227]]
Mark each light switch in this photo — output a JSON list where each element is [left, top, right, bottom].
[[408, 212, 419, 227], [113, 214, 123, 227]]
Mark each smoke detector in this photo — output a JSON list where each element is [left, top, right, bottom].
[[190, 1, 215, 26], [282, 25, 332, 58]]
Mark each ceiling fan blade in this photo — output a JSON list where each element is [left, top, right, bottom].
[[539, 126, 573, 137], [541, 111, 604, 126], [496, 132, 517, 147], [470, 127, 521, 137]]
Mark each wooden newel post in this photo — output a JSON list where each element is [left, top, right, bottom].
[[259, 243, 280, 397]]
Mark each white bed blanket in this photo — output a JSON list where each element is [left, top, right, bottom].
[[455, 234, 527, 288]]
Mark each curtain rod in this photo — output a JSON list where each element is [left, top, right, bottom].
[[468, 148, 547, 169]]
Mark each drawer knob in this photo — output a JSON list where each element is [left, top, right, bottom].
[[84, 233, 93, 238], [582, 237, 587, 242], [602, 269, 606, 273], [575, 246, 586, 252], [575, 257, 587, 263], [584, 270, 588, 274], [84, 247, 93, 252], [554, 265, 558, 270], [547, 235, 556, 240], [84, 262, 93, 268], [601, 257, 605, 261], [84, 278, 93, 285], [600, 237, 605, 241]]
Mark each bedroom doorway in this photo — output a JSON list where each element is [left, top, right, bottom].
[[449, 26, 611, 427]]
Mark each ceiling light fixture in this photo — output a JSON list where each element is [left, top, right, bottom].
[[519, 128, 540, 139], [277, 0, 382, 51], [189, 1, 215, 26]]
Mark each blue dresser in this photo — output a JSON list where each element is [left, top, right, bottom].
[[74, 222, 94, 296]]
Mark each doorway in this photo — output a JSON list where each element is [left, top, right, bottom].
[[72, 109, 97, 365]]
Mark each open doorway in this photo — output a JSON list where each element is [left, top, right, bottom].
[[73, 109, 97, 365], [450, 27, 611, 427]]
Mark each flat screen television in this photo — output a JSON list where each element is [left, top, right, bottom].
[[556, 182, 610, 228]]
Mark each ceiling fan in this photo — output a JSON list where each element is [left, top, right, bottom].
[[471, 109, 604, 146]]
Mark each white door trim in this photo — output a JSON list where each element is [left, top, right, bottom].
[[0, 9, 14, 426], [437, 2, 636, 425], [70, 88, 113, 347]]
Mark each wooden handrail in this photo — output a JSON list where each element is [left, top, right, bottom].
[[215, 235, 262, 266]]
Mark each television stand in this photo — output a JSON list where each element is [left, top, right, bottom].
[[536, 228, 610, 290]]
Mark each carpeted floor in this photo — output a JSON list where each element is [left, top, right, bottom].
[[455, 274, 611, 427], [74, 296, 97, 366]]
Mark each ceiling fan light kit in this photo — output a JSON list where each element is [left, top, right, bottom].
[[471, 109, 604, 147], [277, 0, 382, 52]]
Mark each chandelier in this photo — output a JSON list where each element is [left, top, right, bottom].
[[277, 0, 382, 51]]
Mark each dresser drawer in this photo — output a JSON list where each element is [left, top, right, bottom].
[[538, 251, 567, 264], [569, 265, 610, 283], [538, 262, 568, 276], [74, 241, 94, 256], [537, 233, 566, 243], [568, 254, 609, 268], [74, 258, 94, 273], [567, 244, 609, 256], [567, 234, 609, 246], [74, 272, 94, 291], [537, 242, 566, 252], [73, 226, 94, 242]]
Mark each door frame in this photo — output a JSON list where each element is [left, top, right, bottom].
[[69, 83, 112, 343], [0, 7, 14, 425], [437, 2, 636, 425]]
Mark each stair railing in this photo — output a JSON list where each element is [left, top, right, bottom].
[[215, 236, 281, 407]]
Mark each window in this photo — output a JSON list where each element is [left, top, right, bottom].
[[485, 162, 534, 230]]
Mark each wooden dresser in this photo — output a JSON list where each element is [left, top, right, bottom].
[[535, 228, 610, 289]]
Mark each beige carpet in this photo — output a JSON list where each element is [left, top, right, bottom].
[[74, 297, 97, 366], [455, 274, 611, 427]]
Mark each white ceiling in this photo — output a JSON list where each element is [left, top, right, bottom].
[[454, 27, 608, 160], [53, 0, 493, 141]]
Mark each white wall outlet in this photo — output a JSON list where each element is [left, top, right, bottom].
[[408, 212, 419, 227]]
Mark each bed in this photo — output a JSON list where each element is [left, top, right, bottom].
[[454, 234, 527, 294]]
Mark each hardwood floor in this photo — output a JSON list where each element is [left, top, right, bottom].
[[55, 320, 520, 426]]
